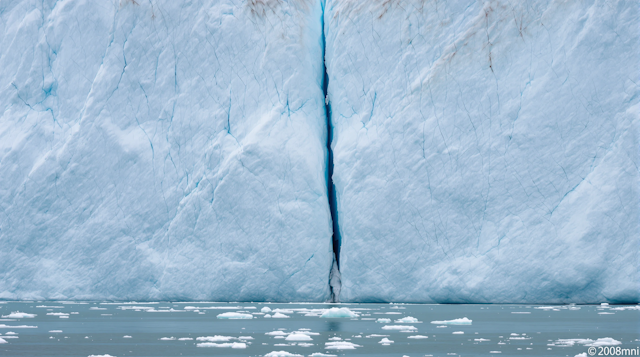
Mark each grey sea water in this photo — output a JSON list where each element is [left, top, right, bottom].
[[0, 302, 638, 357]]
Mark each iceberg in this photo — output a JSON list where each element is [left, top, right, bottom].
[[320, 307, 357, 318]]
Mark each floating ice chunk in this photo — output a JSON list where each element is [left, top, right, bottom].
[[475, 338, 490, 342], [264, 314, 272, 318], [378, 337, 394, 344], [285, 333, 312, 341], [381, 325, 417, 331], [266, 331, 288, 336], [87, 355, 116, 357], [118, 306, 155, 311], [598, 312, 615, 315], [123, 336, 132, 338], [261, 307, 272, 313], [365, 334, 389, 338], [197, 336, 235, 342], [264, 352, 303, 357], [5, 332, 16, 335], [216, 312, 253, 319], [272, 312, 290, 319], [376, 318, 391, 323], [178, 337, 193, 341], [554, 338, 622, 347], [89, 307, 107, 311], [196, 342, 247, 348], [0, 324, 36, 328], [320, 308, 357, 318], [0, 338, 6, 344], [2, 312, 36, 318], [489, 351, 502, 354], [309, 354, 337, 357], [430, 317, 472, 325], [511, 312, 531, 314], [159, 337, 175, 340], [238, 336, 254, 340], [395, 316, 420, 323], [407, 335, 429, 339], [452, 331, 464, 335], [324, 341, 362, 350], [328, 337, 342, 341], [36, 306, 63, 309], [297, 342, 313, 347], [575, 354, 588, 357], [47, 313, 69, 316]]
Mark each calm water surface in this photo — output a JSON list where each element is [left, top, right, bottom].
[[0, 302, 638, 357]]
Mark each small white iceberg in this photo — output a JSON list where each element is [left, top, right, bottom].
[[196, 336, 235, 342], [430, 317, 472, 325], [196, 342, 247, 348], [1, 312, 36, 319], [216, 312, 253, 319], [271, 312, 290, 318], [381, 325, 417, 331], [264, 352, 303, 357], [407, 335, 429, 339], [379, 337, 394, 345], [320, 308, 357, 318], [395, 316, 420, 323], [324, 341, 362, 350], [285, 333, 312, 341]]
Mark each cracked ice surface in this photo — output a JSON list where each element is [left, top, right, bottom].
[[0, 0, 333, 301], [324, 0, 639, 303]]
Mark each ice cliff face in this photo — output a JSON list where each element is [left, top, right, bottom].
[[1, 0, 638, 303], [325, 0, 639, 303], [0, 0, 333, 301]]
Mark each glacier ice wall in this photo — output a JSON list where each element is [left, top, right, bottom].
[[0, 0, 334, 301], [324, 0, 639, 303]]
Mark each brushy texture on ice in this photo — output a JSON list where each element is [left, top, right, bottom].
[[1, 0, 638, 304], [324, 0, 639, 303], [0, 0, 333, 301]]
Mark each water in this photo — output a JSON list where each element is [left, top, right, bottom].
[[0, 302, 638, 357]]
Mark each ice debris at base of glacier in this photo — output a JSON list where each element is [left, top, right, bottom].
[[324, 0, 639, 303], [0, 0, 334, 301]]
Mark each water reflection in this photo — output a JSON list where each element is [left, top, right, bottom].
[[325, 320, 341, 332]]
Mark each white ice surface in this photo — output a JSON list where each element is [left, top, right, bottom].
[[324, 0, 639, 303], [0, 0, 333, 301], [320, 307, 357, 318]]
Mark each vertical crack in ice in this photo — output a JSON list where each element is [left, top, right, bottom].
[[322, 0, 341, 303]]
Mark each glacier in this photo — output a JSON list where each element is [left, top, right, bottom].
[[324, 0, 639, 303], [0, 0, 334, 301], [0, 0, 638, 303]]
